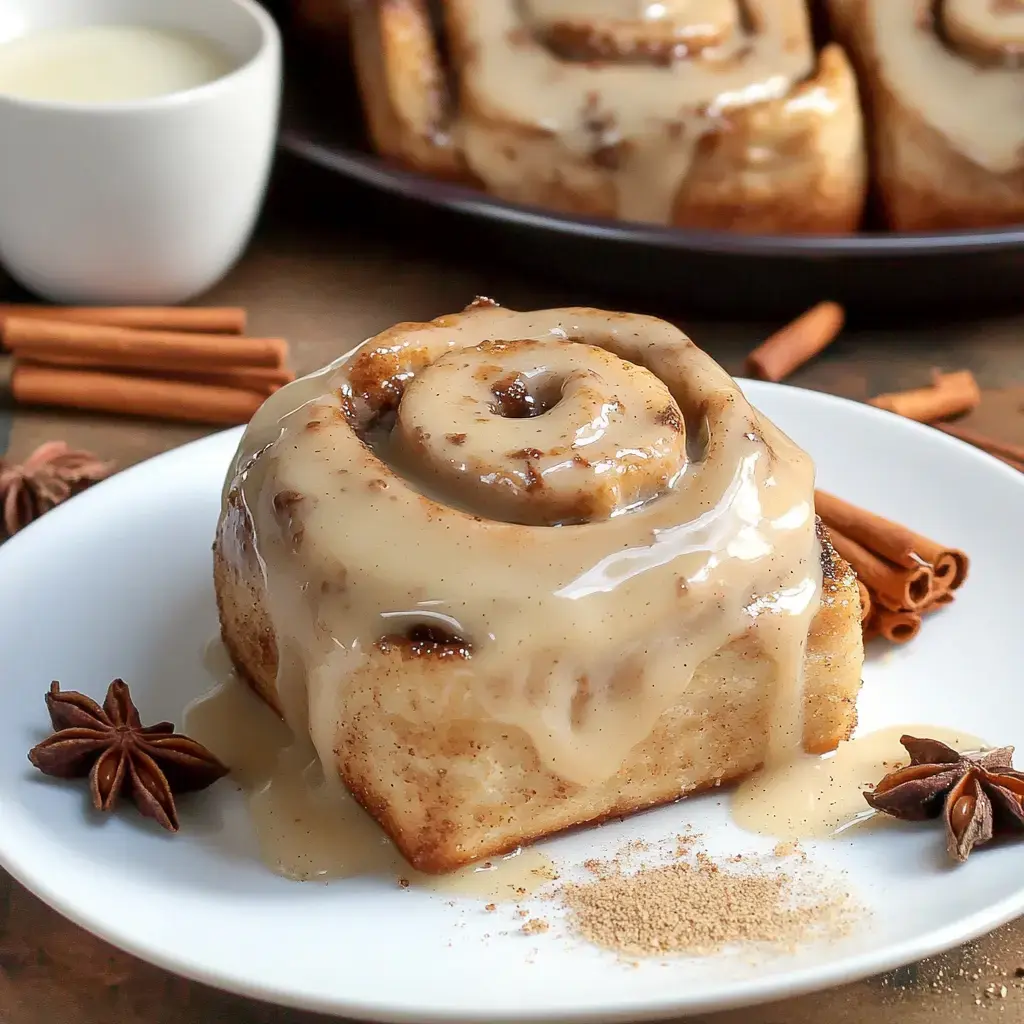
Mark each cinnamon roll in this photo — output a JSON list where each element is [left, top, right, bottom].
[[348, 1, 867, 233], [214, 300, 864, 873], [830, 0, 1024, 230]]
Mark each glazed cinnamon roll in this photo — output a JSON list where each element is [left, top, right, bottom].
[[830, 0, 1024, 230], [214, 300, 864, 873], [349, 1, 867, 233]]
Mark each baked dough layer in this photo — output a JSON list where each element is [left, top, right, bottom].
[[215, 524, 862, 872]]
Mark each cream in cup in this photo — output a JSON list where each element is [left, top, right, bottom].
[[0, 0, 281, 304]]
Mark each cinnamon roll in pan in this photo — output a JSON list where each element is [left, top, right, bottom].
[[348, 0, 867, 234], [214, 302, 864, 873], [830, 0, 1024, 231]]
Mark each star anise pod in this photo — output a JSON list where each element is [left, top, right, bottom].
[[28, 680, 228, 832], [865, 735, 1024, 862], [0, 441, 114, 538]]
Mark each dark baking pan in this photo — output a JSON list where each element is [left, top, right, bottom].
[[278, 57, 1024, 321]]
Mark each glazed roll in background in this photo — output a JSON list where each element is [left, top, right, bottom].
[[830, 0, 1024, 231], [347, 0, 868, 234]]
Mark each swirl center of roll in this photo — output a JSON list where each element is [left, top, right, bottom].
[[523, 0, 740, 62], [939, 0, 1024, 66], [391, 338, 687, 526]]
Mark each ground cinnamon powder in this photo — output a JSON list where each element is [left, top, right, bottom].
[[560, 849, 853, 958]]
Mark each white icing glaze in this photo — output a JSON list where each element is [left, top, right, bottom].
[[220, 303, 822, 790]]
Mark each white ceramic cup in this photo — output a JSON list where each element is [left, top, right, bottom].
[[0, 0, 281, 304]]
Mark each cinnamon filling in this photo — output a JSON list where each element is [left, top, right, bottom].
[[376, 625, 473, 661], [489, 370, 564, 418], [527, 0, 746, 64]]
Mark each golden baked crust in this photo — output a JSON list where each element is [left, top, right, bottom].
[[348, 0, 468, 181], [669, 44, 865, 235], [214, 518, 861, 873], [347, 1, 867, 233], [213, 303, 865, 875], [829, 0, 1024, 231]]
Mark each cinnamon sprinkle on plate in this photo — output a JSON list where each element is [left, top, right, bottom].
[[558, 843, 858, 958]]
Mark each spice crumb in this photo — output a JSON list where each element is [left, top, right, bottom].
[[522, 918, 550, 935], [484, 903, 496, 912], [674, 832, 698, 857], [560, 851, 855, 958]]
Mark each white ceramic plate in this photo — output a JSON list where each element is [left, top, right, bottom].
[[0, 382, 1021, 1023]]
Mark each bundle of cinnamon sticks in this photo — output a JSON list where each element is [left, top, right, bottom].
[[744, 304, 990, 646], [1, 305, 295, 426], [815, 491, 967, 645]]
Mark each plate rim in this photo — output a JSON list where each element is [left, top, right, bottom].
[[1, 384, 1023, 1023]]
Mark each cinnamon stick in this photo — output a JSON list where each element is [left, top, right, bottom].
[[934, 421, 1024, 471], [16, 356, 296, 397], [744, 302, 845, 383], [169, 366, 296, 395], [5, 318, 287, 371], [0, 305, 245, 338], [826, 527, 933, 612], [922, 591, 954, 614], [815, 490, 969, 591], [12, 365, 265, 426], [868, 369, 980, 423], [863, 590, 948, 640], [868, 608, 922, 645]]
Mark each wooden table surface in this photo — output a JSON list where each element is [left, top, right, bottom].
[[0, 159, 1022, 1023]]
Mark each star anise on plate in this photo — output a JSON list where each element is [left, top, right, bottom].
[[865, 735, 1024, 862], [28, 680, 228, 832], [0, 441, 114, 537]]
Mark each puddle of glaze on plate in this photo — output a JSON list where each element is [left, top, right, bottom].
[[731, 724, 988, 840]]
